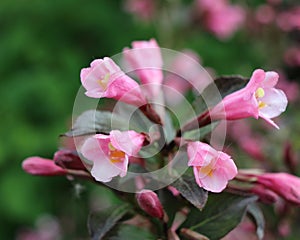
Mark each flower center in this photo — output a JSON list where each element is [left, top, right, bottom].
[[199, 162, 214, 177], [97, 73, 110, 90], [108, 143, 125, 163], [255, 87, 267, 109]]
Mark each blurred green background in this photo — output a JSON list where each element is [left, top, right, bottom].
[[0, 0, 298, 239]]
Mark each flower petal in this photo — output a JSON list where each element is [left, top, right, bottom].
[[110, 130, 145, 156], [259, 88, 288, 118]]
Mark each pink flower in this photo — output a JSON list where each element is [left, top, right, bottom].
[[123, 39, 163, 99], [22, 157, 68, 176], [210, 69, 288, 129], [81, 130, 145, 182], [136, 189, 164, 219], [196, 0, 245, 39], [80, 57, 147, 106], [187, 141, 237, 192], [256, 173, 300, 205]]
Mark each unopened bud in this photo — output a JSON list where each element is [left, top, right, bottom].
[[22, 157, 68, 176], [257, 173, 300, 205], [136, 189, 164, 219], [53, 149, 86, 170]]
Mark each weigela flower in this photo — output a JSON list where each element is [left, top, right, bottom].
[[80, 57, 147, 106], [187, 141, 237, 193], [22, 157, 68, 176], [123, 39, 163, 99], [210, 69, 288, 129], [81, 130, 145, 182], [256, 173, 300, 205]]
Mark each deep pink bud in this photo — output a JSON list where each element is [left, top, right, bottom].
[[53, 149, 86, 170], [257, 173, 300, 205], [22, 157, 68, 176], [136, 189, 164, 219]]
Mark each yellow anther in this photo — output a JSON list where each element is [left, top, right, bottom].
[[199, 164, 214, 177], [108, 142, 125, 163], [258, 101, 267, 109], [255, 87, 265, 98], [97, 73, 110, 90]]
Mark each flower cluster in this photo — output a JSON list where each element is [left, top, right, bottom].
[[23, 39, 289, 195]]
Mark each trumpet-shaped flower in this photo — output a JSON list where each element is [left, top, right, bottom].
[[210, 69, 288, 128], [256, 173, 300, 205], [123, 39, 163, 99], [187, 141, 237, 193], [81, 57, 147, 106], [81, 130, 145, 182]]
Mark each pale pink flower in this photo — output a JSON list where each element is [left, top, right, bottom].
[[123, 39, 163, 99], [80, 57, 147, 106], [136, 189, 164, 219], [22, 157, 68, 176], [187, 141, 237, 193], [210, 69, 288, 129], [196, 0, 245, 39], [81, 130, 145, 182], [256, 173, 300, 205]]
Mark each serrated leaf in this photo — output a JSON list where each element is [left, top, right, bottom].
[[172, 176, 208, 210], [182, 192, 257, 240], [247, 203, 265, 240], [106, 224, 156, 240], [193, 75, 248, 114], [87, 203, 132, 240]]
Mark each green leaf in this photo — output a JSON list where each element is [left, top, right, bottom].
[[106, 224, 156, 240], [247, 203, 265, 240], [64, 110, 127, 137], [163, 110, 176, 144], [193, 75, 248, 114], [159, 188, 184, 227], [87, 203, 132, 240], [182, 192, 257, 240], [107, 224, 156, 240], [172, 176, 208, 210], [182, 122, 219, 141], [212, 75, 248, 98]]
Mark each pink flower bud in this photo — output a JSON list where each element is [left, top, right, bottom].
[[22, 157, 68, 176], [53, 149, 86, 170], [257, 173, 300, 205], [136, 189, 164, 219]]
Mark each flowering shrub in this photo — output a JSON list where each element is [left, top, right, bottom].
[[22, 37, 300, 239]]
